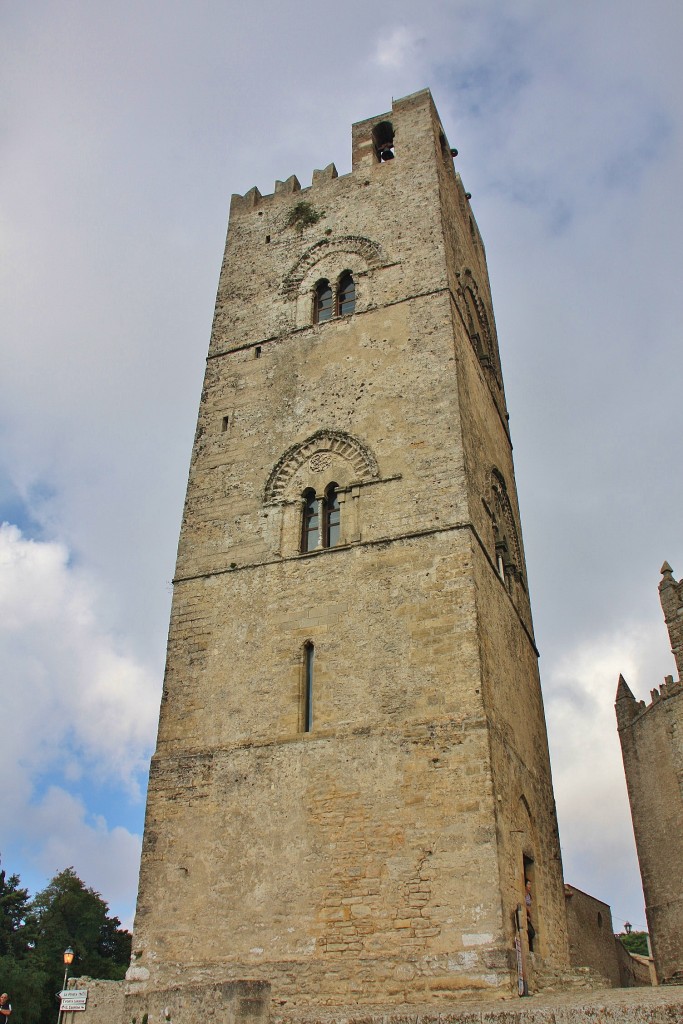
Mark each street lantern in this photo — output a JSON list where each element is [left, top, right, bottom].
[[57, 948, 75, 1024]]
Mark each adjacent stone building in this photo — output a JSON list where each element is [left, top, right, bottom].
[[616, 563, 683, 986], [126, 89, 573, 1012]]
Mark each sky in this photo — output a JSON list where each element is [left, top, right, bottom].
[[1, 0, 682, 939]]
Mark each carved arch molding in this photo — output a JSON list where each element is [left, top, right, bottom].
[[490, 468, 523, 579], [454, 269, 502, 386], [264, 430, 379, 503], [281, 236, 386, 296]]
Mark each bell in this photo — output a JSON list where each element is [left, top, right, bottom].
[[379, 144, 395, 161]]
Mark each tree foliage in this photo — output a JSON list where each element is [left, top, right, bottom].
[[0, 866, 33, 957], [618, 930, 650, 956], [0, 861, 131, 1024]]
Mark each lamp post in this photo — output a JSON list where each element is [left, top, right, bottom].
[[57, 948, 74, 1024]]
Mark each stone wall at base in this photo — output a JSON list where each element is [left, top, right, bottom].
[[615, 946, 657, 988], [271, 985, 683, 1024], [124, 981, 270, 1024], [72, 978, 270, 1024], [564, 885, 619, 986], [68, 978, 124, 1024]]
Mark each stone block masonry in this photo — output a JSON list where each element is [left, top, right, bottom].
[[128, 89, 569, 1010], [616, 563, 683, 986]]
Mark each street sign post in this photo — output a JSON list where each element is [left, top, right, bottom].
[[59, 990, 88, 1012]]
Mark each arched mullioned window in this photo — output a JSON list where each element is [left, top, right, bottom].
[[301, 488, 320, 552], [313, 273, 355, 324], [337, 272, 356, 316], [494, 523, 510, 581], [490, 469, 525, 594], [301, 484, 341, 552], [324, 483, 340, 547], [314, 279, 334, 323]]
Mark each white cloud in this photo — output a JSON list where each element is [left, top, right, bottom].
[[373, 26, 421, 70], [18, 787, 142, 930], [0, 523, 159, 919], [544, 623, 670, 928], [0, 523, 159, 791]]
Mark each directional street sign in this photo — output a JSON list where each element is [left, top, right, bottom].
[[59, 990, 88, 1012]]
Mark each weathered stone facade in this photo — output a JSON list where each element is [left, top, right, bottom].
[[128, 89, 571, 1011], [616, 563, 683, 986], [564, 885, 619, 987]]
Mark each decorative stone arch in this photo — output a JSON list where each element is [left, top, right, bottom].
[[283, 236, 386, 329], [456, 269, 502, 387], [264, 429, 379, 504], [490, 468, 524, 589], [282, 236, 385, 296]]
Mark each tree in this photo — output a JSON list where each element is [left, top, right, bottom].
[[0, 861, 45, 1024], [0, 863, 33, 957], [618, 930, 650, 956], [0, 863, 132, 1024], [28, 867, 132, 983]]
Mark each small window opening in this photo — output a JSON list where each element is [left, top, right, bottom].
[[265, 234, 271, 243], [597, 912, 603, 929], [523, 856, 536, 953], [254, 346, 262, 358], [373, 121, 395, 162], [324, 483, 340, 547], [221, 415, 230, 432], [495, 529, 507, 580], [337, 272, 355, 316], [303, 642, 314, 733], [301, 489, 319, 552], [314, 280, 334, 323]]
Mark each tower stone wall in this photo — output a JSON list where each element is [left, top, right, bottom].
[[128, 89, 569, 1010], [616, 564, 683, 985]]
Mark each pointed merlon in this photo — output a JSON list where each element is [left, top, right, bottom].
[[230, 186, 262, 212], [312, 163, 338, 186], [616, 674, 635, 701], [274, 175, 301, 195], [661, 560, 674, 576]]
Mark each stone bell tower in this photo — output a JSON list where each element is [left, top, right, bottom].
[[128, 89, 569, 1010]]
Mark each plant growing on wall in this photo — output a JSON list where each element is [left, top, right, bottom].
[[285, 201, 324, 233]]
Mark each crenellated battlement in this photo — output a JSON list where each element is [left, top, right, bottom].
[[229, 168, 342, 212], [228, 88, 474, 226], [616, 671, 682, 728]]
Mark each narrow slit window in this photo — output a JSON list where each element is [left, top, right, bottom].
[[302, 489, 319, 552], [303, 642, 314, 733], [523, 855, 536, 953], [314, 280, 334, 323], [324, 483, 341, 547], [337, 272, 355, 316]]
